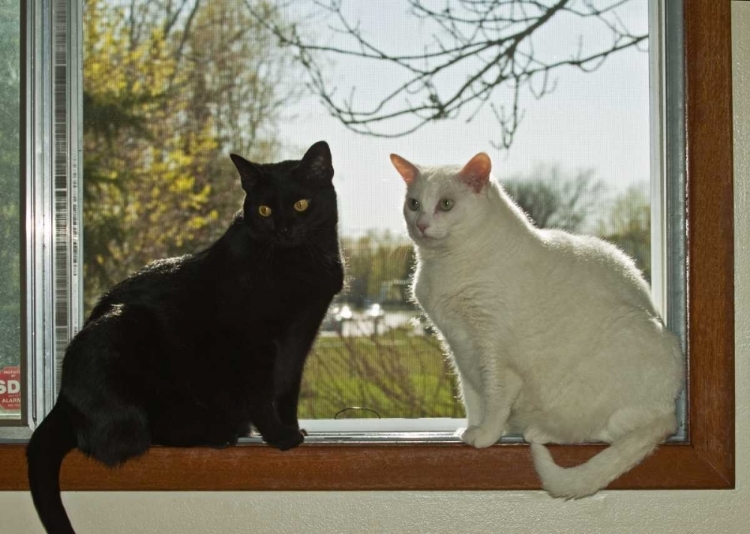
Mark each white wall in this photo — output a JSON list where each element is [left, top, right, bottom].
[[4, 3, 749, 533]]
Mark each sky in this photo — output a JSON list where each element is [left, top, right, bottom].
[[273, 0, 652, 238]]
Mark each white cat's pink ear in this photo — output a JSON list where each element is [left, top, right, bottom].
[[459, 152, 492, 193], [390, 154, 419, 185]]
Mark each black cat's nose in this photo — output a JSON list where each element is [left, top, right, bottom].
[[278, 227, 291, 237]]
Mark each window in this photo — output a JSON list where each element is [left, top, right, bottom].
[[0, 0, 733, 493]]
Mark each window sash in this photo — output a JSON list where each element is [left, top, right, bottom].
[[1, 0, 83, 440], [651, 0, 689, 441]]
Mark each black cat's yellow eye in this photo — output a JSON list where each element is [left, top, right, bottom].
[[407, 198, 420, 211], [439, 198, 454, 211], [258, 205, 272, 217], [294, 199, 310, 212]]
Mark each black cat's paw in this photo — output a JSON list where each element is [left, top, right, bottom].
[[203, 427, 243, 449], [207, 435, 239, 450], [286, 421, 308, 436], [263, 426, 305, 451]]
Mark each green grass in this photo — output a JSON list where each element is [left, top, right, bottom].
[[299, 326, 465, 420]]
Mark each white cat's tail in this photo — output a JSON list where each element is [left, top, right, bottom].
[[530, 415, 676, 499]]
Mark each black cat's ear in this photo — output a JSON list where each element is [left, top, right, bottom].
[[230, 153, 262, 191], [299, 141, 334, 183]]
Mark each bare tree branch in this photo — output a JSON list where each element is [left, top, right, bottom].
[[245, 0, 646, 149]]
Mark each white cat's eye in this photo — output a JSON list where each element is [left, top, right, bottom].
[[439, 198, 454, 211], [258, 205, 272, 217], [294, 199, 310, 212], [408, 198, 420, 211]]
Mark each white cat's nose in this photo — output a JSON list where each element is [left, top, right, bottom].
[[417, 222, 429, 234]]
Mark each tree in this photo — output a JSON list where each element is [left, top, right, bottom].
[[502, 165, 606, 232], [502, 170, 650, 280], [598, 184, 650, 282], [249, 0, 646, 149], [181, 0, 302, 242], [340, 231, 415, 308], [83, 0, 215, 306], [82, 0, 301, 309]]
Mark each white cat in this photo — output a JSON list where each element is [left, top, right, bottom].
[[391, 151, 684, 499]]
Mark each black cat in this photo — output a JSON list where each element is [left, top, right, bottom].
[[26, 141, 344, 534]]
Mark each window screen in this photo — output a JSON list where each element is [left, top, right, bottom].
[[82, 0, 651, 427]]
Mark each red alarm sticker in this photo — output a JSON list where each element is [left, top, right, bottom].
[[0, 366, 21, 412]]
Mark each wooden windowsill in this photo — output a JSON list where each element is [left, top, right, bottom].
[[0, 440, 733, 491]]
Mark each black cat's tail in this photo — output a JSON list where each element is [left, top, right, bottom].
[[27, 399, 78, 534]]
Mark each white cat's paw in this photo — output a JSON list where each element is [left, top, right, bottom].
[[460, 425, 501, 448]]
